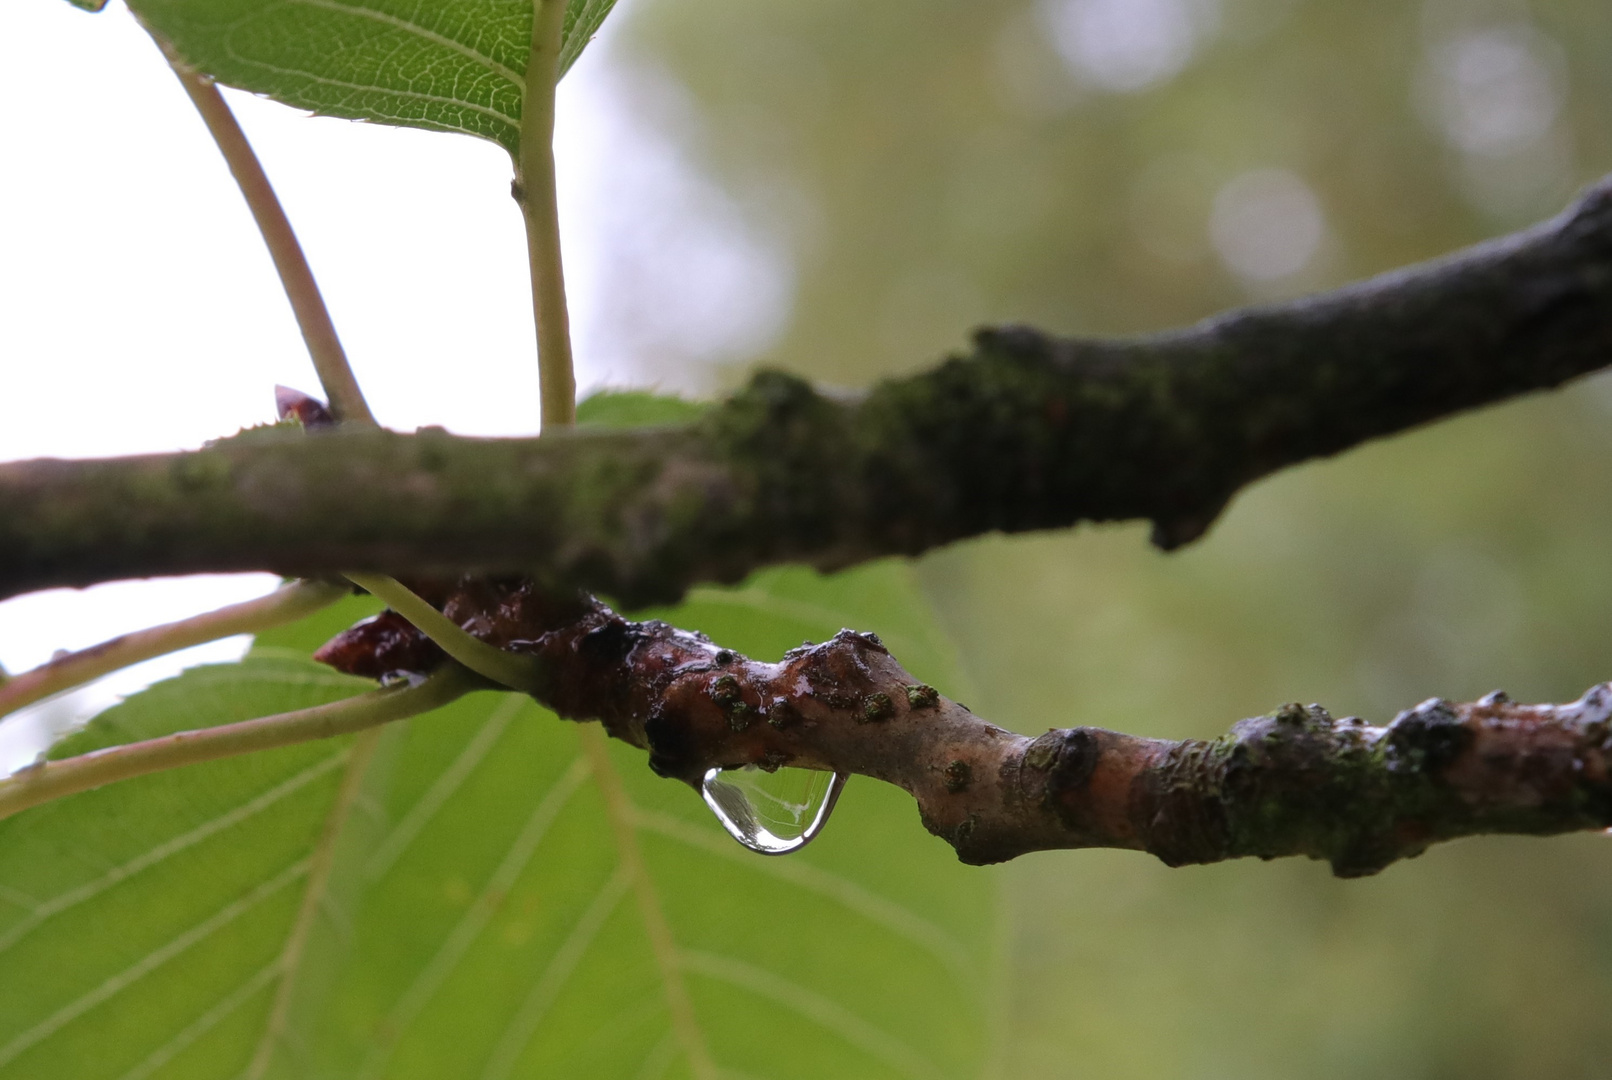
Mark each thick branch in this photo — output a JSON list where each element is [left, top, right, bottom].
[[316, 582, 1612, 876], [4, 179, 1612, 603]]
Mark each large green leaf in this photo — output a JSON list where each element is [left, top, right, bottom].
[[120, 0, 619, 155], [0, 567, 998, 1078], [0, 598, 382, 1079]]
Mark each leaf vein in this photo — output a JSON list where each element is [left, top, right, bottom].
[[679, 950, 946, 1080], [355, 756, 591, 1080], [0, 751, 348, 957], [113, 960, 281, 1080], [243, 730, 387, 1079], [632, 808, 977, 993], [211, 47, 520, 133], [580, 728, 717, 1079], [276, 0, 524, 86], [0, 859, 309, 1070], [479, 867, 631, 1080], [364, 693, 525, 881]]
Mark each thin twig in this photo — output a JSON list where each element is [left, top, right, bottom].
[[321, 582, 1612, 876], [155, 36, 377, 426], [344, 573, 546, 694], [0, 665, 476, 821], [0, 580, 348, 721], [516, 0, 577, 430]]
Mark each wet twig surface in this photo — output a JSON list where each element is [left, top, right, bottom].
[[319, 578, 1612, 875]]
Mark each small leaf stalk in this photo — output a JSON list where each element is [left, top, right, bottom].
[[517, 0, 578, 430], [154, 43, 553, 694], [0, 665, 476, 821], [154, 35, 377, 427], [0, 580, 348, 722], [344, 572, 548, 694]]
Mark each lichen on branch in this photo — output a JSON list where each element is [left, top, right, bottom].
[[4, 177, 1612, 603]]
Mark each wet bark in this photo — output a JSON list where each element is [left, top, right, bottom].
[[319, 579, 1612, 876]]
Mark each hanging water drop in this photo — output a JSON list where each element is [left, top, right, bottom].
[[701, 765, 847, 855]]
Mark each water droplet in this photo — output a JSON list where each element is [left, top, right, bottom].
[[700, 765, 847, 855]]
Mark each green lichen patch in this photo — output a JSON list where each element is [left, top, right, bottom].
[[905, 684, 940, 709], [860, 692, 895, 723], [727, 702, 755, 732], [766, 700, 797, 729], [708, 674, 741, 707]]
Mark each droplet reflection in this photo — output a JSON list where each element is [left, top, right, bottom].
[[700, 765, 847, 855]]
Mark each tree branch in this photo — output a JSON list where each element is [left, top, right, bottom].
[[314, 581, 1612, 876], [4, 178, 1612, 603]]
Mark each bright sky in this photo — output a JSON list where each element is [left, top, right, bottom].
[[0, 0, 790, 767]]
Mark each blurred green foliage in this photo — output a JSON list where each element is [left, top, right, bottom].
[[607, 0, 1612, 1075]]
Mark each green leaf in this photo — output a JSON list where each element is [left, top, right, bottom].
[[0, 567, 996, 1078], [0, 656, 379, 1077], [558, 0, 618, 80], [577, 389, 709, 430], [125, 0, 618, 156]]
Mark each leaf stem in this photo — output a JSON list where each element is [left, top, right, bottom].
[[343, 573, 547, 694], [517, 0, 577, 430], [0, 665, 476, 821], [155, 36, 378, 427], [0, 580, 348, 722]]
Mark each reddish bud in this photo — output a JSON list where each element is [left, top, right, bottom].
[[274, 385, 336, 429]]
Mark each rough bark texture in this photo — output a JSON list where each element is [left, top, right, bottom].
[[317, 579, 1612, 876], [3, 178, 1612, 603]]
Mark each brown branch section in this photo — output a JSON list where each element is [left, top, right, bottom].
[[318, 580, 1612, 876], [3, 179, 1612, 603]]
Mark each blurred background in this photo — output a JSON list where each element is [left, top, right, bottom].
[[6, 0, 1612, 1075]]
